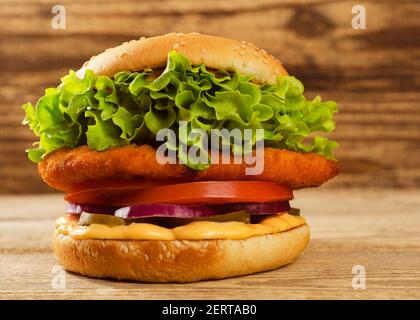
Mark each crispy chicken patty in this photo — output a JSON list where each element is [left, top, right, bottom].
[[38, 145, 339, 192]]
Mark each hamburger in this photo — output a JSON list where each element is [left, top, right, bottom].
[[22, 33, 339, 283]]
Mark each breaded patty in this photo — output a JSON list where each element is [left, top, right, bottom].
[[38, 145, 339, 192]]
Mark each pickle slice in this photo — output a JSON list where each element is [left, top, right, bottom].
[[288, 208, 301, 216], [77, 210, 255, 227], [129, 211, 251, 227], [78, 213, 126, 226], [199, 211, 250, 223]]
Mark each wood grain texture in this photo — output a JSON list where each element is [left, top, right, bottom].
[[1, 189, 420, 299], [0, 0, 419, 193]]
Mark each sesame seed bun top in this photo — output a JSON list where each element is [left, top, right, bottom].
[[77, 32, 288, 84]]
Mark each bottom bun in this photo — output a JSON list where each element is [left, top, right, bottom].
[[53, 224, 310, 283]]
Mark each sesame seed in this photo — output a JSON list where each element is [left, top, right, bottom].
[[140, 36, 146, 40], [202, 241, 209, 249], [180, 41, 186, 47], [174, 241, 182, 249], [172, 253, 176, 260], [144, 253, 150, 262], [216, 240, 224, 250], [165, 251, 171, 258], [159, 254, 163, 261], [161, 243, 167, 251], [120, 245, 129, 254], [239, 51, 245, 56], [234, 45, 240, 50], [101, 241, 106, 248], [253, 52, 259, 57], [173, 43, 180, 49], [176, 32, 184, 36], [241, 40, 247, 44], [241, 44, 247, 49]]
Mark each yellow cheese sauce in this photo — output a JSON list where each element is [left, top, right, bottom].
[[56, 213, 306, 241]]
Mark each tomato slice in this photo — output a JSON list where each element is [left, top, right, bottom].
[[65, 178, 186, 205], [65, 181, 293, 206]]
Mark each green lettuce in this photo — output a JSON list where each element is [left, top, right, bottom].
[[22, 50, 338, 169]]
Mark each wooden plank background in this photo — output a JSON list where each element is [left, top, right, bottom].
[[0, 0, 419, 193]]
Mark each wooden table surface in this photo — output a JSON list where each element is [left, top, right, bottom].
[[1, 189, 420, 300]]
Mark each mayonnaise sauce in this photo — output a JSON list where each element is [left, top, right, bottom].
[[56, 213, 306, 240]]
